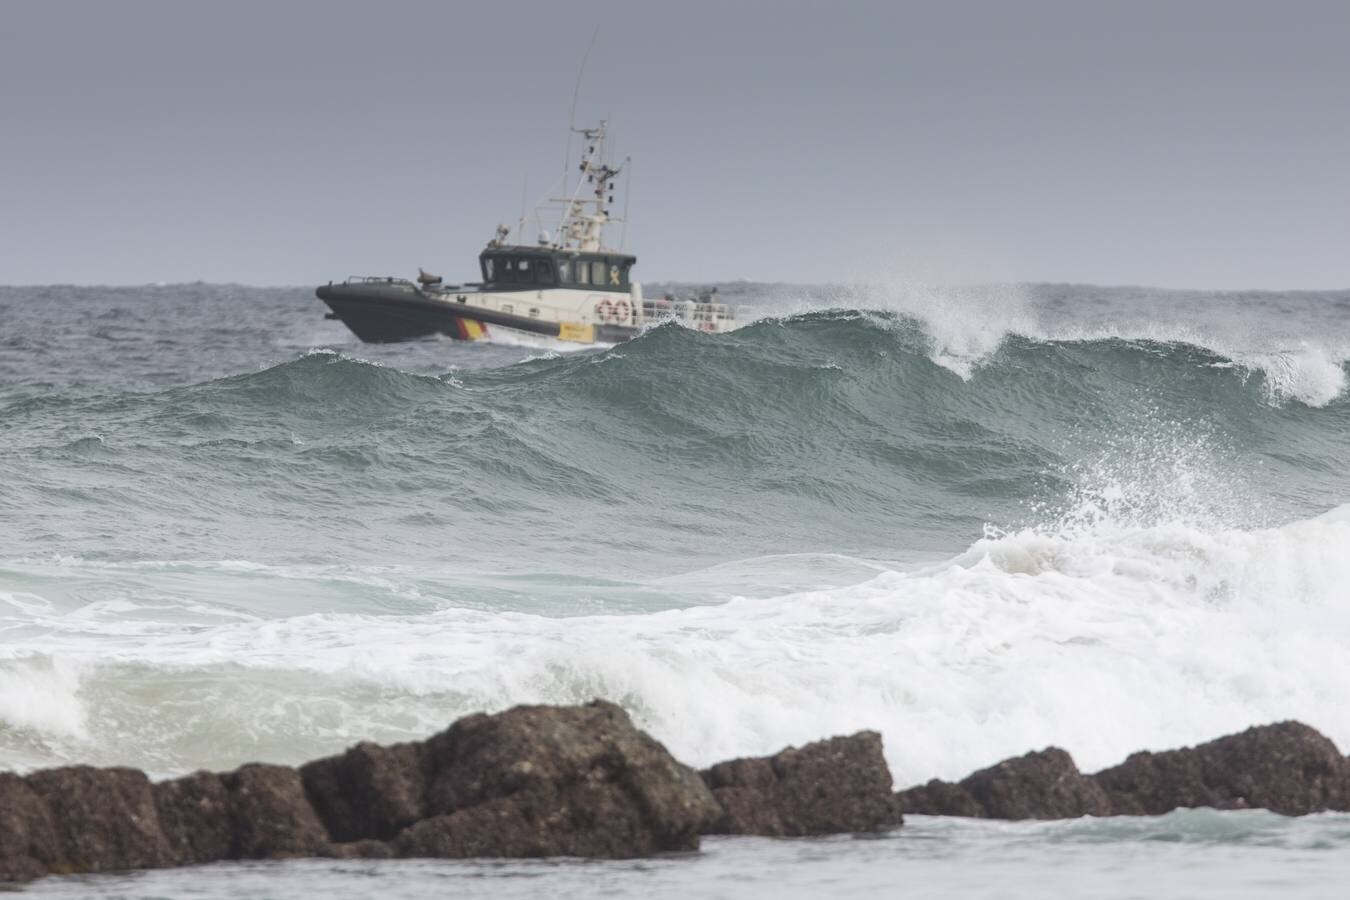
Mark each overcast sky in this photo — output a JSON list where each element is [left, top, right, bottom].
[[3, 0, 1348, 288]]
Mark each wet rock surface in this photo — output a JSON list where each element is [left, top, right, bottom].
[[1093, 721, 1350, 816], [897, 747, 1111, 819], [3, 710, 1348, 884], [152, 771, 232, 866], [25, 766, 170, 874], [0, 700, 721, 882], [701, 732, 902, 835], [413, 700, 721, 857], [893, 777, 985, 819], [0, 772, 61, 879], [225, 764, 331, 859], [897, 721, 1350, 820], [301, 741, 429, 843]]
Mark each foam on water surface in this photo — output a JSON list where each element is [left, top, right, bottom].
[[3, 503, 1349, 784]]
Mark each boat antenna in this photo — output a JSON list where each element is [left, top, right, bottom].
[[517, 174, 528, 244], [562, 25, 601, 194], [620, 156, 632, 251]]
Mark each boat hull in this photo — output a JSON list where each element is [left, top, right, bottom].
[[316, 282, 638, 344]]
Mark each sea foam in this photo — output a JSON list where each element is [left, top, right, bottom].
[[3, 504, 1349, 784]]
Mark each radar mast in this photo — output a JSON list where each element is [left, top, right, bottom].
[[550, 121, 623, 252]]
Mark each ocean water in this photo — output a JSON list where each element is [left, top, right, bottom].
[[3, 280, 1350, 896]]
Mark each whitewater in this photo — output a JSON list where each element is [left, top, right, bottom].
[[2, 281, 1349, 897]]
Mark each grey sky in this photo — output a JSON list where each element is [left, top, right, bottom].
[[3, 0, 1348, 289]]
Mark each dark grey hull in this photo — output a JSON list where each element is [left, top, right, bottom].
[[316, 283, 638, 344]]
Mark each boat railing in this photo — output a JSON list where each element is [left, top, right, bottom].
[[641, 300, 736, 326], [424, 282, 484, 293], [346, 276, 416, 290]]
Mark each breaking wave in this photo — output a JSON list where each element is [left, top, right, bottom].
[[3, 283, 1350, 780], [3, 502, 1350, 783]]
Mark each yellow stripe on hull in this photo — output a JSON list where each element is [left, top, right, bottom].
[[558, 321, 595, 343]]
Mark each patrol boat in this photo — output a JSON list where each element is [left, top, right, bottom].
[[316, 121, 739, 345]]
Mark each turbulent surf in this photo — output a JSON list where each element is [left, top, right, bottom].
[[2, 282, 1349, 790]]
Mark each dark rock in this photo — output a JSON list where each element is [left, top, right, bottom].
[[418, 700, 719, 857], [899, 722, 1350, 821], [224, 764, 329, 859], [1093, 721, 1350, 816], [895, 778, 984, 817], [153, 771, 232, 865], [400, 780, 668, 859], [898, 748, 1111, 820], [701, 732, 902, 835], [397, 800, 558, 858], [0, 855, 47, 883], [6, 709, 1349, 885], [302, 741, 429, 842], [960, 747, 1112, 819], [322, 839, 397, 859], [0, 700, 724, 880], [24, 766, 169, 873], [0, 773, 60, 878]]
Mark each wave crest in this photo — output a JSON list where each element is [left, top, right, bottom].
[[4, 505, 1349, 781]]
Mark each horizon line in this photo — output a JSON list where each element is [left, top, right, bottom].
[[3, 278, 1350, 295]]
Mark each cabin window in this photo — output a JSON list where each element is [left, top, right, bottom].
[[536, 261, 554, 285], [557, 260, 569, 282], [517, 258, 531, 281], [591, 260, 605, 285], [502, 304, 514, 315], [576, 261, 590, 285], [529, 307, 540, 317], [482, 258, 495, 281]]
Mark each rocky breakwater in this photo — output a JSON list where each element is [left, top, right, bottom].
[[0, 701, 901, 883], [897, 721, 1350, 819], [701, 731, 901, 835], [7, 706, 1348, 885]]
